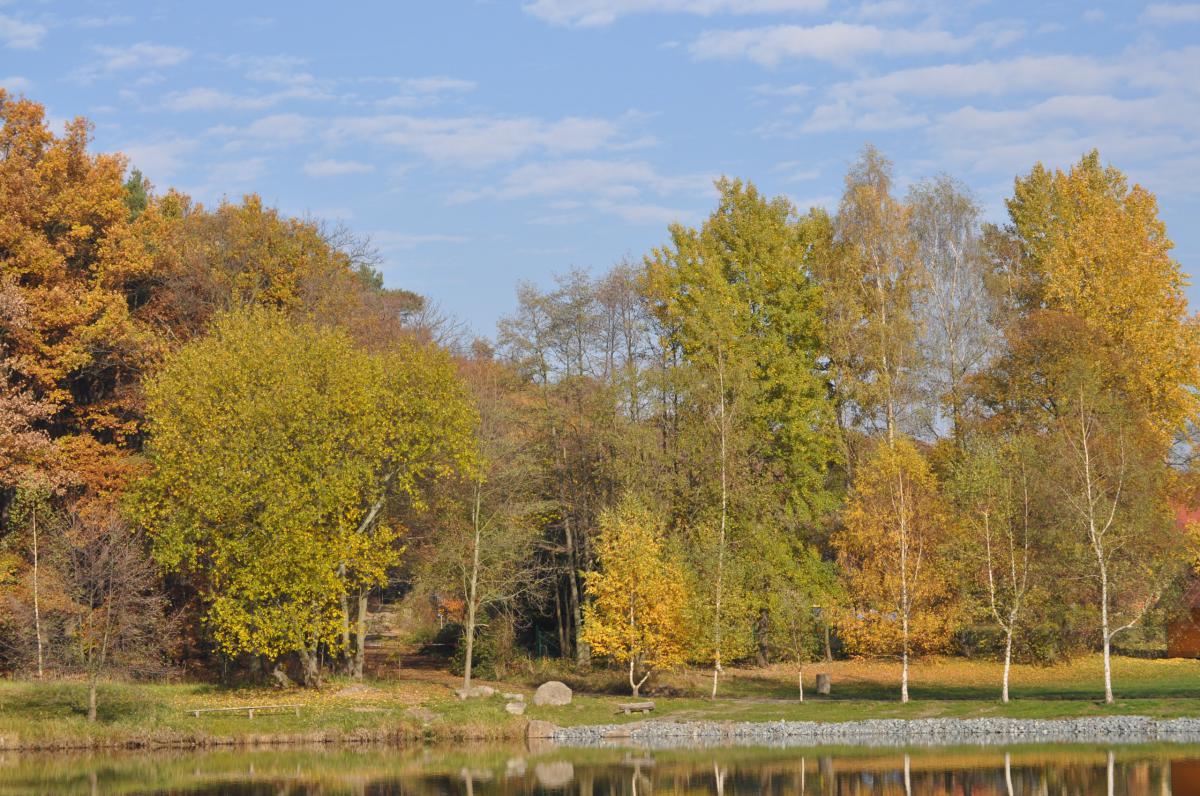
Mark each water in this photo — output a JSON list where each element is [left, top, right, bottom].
[[2, 744, 1199, 794]]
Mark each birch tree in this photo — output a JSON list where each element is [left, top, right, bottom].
[[834, 437, 958, 702], [581, 496, 688, 697], [1052, 374, 1182, 703], [953, 436, 1037, 702]]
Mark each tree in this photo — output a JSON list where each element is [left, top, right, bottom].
[[816, 145, 922, 456], [580, 496, 688, 697], [0, 90, 154, 497], [1050, 370, 1185, 703], [834, 437, 958, 702], [985, 151, 1200, 444], [419, 347, 548, 690], [133, 308, 474, 684], [908, 175, 994, 443], [953, 435, 1037, 702], [645, 177, 837, 697]]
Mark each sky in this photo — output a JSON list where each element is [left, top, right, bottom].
[[3, 1, 1200, 334]]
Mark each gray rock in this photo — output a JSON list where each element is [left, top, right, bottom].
[[526, 719, 558, 739], [455, 684, 497, 700], [506, 701, 527, 715], [534, 761, 575, 788], [533, 680, 573, 706], [503, 692, 525, 701], [548, 716, 1200, 750]]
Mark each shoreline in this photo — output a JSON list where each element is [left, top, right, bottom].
[[547, 716, 1200, 750]]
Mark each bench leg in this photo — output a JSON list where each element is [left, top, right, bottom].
[[248, 709, 254, 719]]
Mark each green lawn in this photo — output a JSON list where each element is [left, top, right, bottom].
[[2, 654, 1200, 750]]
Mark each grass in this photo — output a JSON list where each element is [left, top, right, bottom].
[[3, 654, 1200, 750]]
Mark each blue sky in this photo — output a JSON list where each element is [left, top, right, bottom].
[[3, 1, 1200, 334]]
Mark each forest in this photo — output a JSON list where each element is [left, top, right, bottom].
[[3, 87, 1199, 718]]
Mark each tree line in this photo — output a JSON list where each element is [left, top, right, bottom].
[[2, 89, 1198, 713]]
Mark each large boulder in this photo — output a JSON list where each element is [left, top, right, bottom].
[[532, 681, 573, 706]]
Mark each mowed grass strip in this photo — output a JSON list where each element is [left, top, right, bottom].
[[2, 654, 1200, 749]]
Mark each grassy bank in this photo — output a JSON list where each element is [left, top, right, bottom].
[[3, 654, 1200, 750]]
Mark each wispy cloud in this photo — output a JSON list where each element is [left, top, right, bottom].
[[1142, 3, 1200, 23], [524, 0, 826, 27], [74, 42, 191, 83], [324, 113, 627, 167], [0, 13, 46, 49], [0, 75, 30, 92], [690, 22, 971, 66], [302, 158, 375, 177]]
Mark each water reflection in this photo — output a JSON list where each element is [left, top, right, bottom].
[[2, 744, 1200, 794]]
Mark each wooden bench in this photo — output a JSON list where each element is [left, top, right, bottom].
[[615, 701, 655, 715], [188, 704, 302, 719]]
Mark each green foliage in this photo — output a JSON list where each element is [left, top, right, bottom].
[[132, 307, 475, 662]]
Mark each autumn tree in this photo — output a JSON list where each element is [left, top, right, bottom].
[[418, 345, 548, 690], [1049, 369, 1186, 703], [580, 495, 688, 697], [952, 435, 1038, 702], [983, 151, 1200, 443], [834, 437, 958, 702], [816, 146, 922, 458], [646, 177, 838, 697], [908, 176, 993, 443], [133, 308, 474, 684], [0, 90, 154, 497]]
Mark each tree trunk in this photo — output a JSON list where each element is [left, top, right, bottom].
[[299, 647, 320, 687], [823, 621, 833, 662], [1004, 753, 1014, 796], [563, 513, 589, 666], [87, 678, 98, 722], [1002, 626, 1013, 704], [755, 607, 770, 667], [354, 589, 368, 681], [629, 656, 639, 698], [798, 664, 804, 702], [339, 563, 351, 673], [1100, 559, 1114, 704], [32, 509, 43, 680], [554, 581, 569, 658], [711, 351, 728, 701], [464, 481, 483, 690]]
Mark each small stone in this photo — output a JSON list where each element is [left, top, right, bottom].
[[503, 692, 525, 701], [506, 701, 527, 715], [525, 719, 558, 739], [533, 680, 572, 706]]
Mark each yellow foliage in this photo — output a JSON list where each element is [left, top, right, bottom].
[[834, 438, 959, 658], [581, 496, 689, 694]]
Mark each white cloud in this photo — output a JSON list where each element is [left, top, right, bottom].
[[828, 55, 1124, 100], [451, 158, 707, 202], [0, 13, 46, 49], [75, 42, 190, 82], [1142, 3, 1200, 23], [163, 84, 331, 112], [120, 137, 199, 181], [524, 0, 826, 27], [371, 231, 469, 250], [400, 76, 476, 94], [74, 15, 134, 28], [326, 114, 625, 167], [303, 158, 375, 177], [376, 76, 477, 109], [690, 22, 970, 66], [0, 75, 30, 91]]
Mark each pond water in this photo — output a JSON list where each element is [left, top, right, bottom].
[[2, 743, 1199, 794]]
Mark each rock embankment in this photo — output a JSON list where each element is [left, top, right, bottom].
[[551, 716, 1200, 749]]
